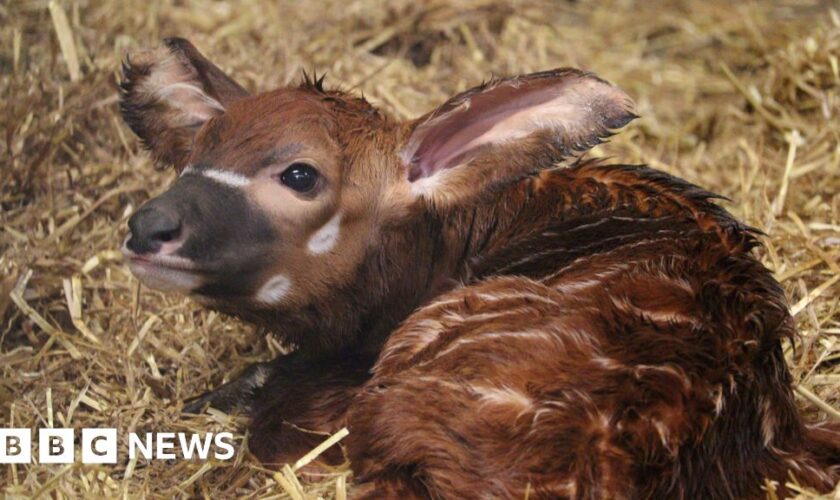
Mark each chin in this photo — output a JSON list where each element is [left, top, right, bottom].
[[128, 259, 204, 293]]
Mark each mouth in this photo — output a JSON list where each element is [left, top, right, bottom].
[[122, 239, 204, 292]]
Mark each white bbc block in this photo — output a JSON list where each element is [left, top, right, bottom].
[[0, 428, 31, 463], [81, 428, 117, 464], [39, 428, 74, 464]]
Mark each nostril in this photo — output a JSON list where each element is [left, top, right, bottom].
[[151, 224, 180, 244], [127, 206, 182, 255]]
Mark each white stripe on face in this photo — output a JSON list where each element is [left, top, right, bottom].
[[307, 212, 342, 255], [255, 274, 292, 305], [182, 166, 251, 188]]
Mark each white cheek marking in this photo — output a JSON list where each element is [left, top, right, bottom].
[[181, 166, 251, 188], [307, 212, 342, 255], [255, 274, 292, 305]]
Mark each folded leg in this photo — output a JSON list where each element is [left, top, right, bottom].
[[184, 350, 375, 466], [247, 350, 376, 466]]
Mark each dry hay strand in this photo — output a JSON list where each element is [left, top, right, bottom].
[[1, 0, 839, 498]]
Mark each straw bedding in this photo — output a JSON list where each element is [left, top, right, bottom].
[[1, 0, 838, 497]]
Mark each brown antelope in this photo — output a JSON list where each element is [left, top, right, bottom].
[[119, 38, 840, 498]]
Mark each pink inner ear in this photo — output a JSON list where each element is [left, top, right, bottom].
[[156, 83, 226, 124], [403, 73, 635, 181], [142, 48, 229, 127]]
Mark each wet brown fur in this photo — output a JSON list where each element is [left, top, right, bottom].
[[347, 162, 840, 498], [119, 39, 840, 499]]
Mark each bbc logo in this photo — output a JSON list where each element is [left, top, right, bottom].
[[0, 428, 117, 464]]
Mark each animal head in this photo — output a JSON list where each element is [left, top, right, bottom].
[[120, 38, 635, 328]]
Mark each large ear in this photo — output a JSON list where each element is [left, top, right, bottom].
[[119, 37, 249, 171], [400, 68, 636, 207]]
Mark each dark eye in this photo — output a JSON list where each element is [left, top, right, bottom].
[[279, 163, 319, 193]]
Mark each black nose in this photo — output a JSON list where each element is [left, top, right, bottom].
[[127, 205, 182, 254]]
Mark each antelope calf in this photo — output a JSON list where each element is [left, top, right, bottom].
[[119, 38, 839, 498]]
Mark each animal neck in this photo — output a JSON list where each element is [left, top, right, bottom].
[[437, 161, 751, 285], [435, 166, 587, 283]]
